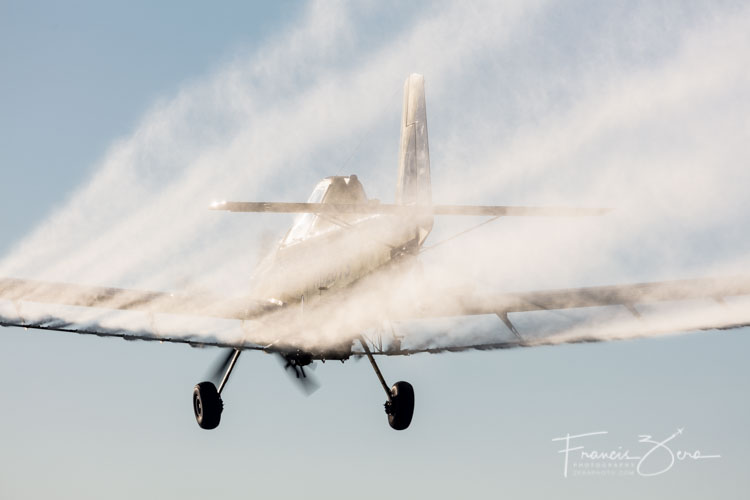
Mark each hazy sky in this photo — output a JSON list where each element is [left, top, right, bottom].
[[2, 1, 749, 499]]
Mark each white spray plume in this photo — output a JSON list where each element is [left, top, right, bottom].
[[2, 0, 750, 350]]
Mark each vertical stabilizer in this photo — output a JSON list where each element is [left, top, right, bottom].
[[396, 73, 433, 243]]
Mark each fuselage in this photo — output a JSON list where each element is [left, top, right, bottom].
[[249, 175, 420, 308], [241, 73, 433, 358]]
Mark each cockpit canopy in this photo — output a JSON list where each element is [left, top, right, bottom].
[[283, 175, 368, 244]]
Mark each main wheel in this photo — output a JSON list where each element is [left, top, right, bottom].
[[193, 381, 223, 430], [386, 381, 414, 431]]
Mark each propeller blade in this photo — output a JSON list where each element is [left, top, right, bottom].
[[276, 353, 320, 396]]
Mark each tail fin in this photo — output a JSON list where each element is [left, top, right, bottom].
[[396, 73, 433, 243]]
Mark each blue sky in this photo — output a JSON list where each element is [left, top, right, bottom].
[[2, 1, 750, 499]]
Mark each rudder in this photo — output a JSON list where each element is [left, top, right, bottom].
[[396, 73, 433, 243]]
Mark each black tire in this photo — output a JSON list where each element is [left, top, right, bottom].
[[193, 381, 223, 430], [387, 381, 414, 431]]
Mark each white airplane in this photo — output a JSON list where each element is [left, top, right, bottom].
[[2, 74, 749, 431]]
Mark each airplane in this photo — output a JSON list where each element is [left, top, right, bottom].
[[2, 74, 750, 431]]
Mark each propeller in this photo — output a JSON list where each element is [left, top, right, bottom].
[[208, 348, 320, 395], [276, 352, 320, 395]]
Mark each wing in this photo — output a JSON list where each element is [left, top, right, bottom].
[[0, 277, 276, 350], [0, 316, 269, 350], [367, 275, 750, 355], [4, 274, 750, 356], [0, 277, 257, 319], [411, 276, 750, 318]]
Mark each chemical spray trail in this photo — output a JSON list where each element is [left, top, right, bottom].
[[2, 0, 750, 351]]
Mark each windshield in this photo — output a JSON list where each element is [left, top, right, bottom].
[[283, 180, 330, 243]]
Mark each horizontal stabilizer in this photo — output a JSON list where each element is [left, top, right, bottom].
[[210, 201, 609, 217]]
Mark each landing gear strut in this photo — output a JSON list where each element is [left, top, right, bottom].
[[192, 349, 241, 430], [359, 337, 415, 430], [192, 343, 413, 431]]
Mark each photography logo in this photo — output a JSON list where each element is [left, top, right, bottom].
[[552, 428, 720, 478]]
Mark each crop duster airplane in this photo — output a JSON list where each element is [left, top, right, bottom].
[[2, 74, 750, 431]]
